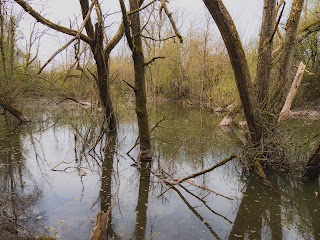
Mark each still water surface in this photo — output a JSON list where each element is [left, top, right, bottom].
[[0, 102, 319, 240]]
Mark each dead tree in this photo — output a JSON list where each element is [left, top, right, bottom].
[[14, 0, 125, 132], [119, 0, 182, 160], [119, 0, 152, 160]]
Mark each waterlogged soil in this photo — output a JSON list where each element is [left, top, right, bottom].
[[0, 101, 320, 240]]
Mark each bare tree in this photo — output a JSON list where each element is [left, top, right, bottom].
[[13, 0, 125, 132]]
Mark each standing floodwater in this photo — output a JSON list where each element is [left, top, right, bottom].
[[0, 102, 319, 240]]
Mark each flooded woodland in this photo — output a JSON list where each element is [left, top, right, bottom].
[[1, 0, 320, 239], [0, 101, 319, 240]]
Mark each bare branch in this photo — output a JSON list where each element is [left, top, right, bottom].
[[13, 0, 93, 44], [119, 0, 134, 50], [122, 79, 136, 92], [128, 0, 156, 15], [144, 56, 165, 66], [104, 23, 124, 56], [159, 1, 183, 43], [38, 0, 96, 73]]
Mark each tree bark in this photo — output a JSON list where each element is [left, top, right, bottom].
[[14, 0, 122, 132], [202, 0, 262, 143], [275, 0, 305, 106], [127, 0, 152, 160], [79, 0, 117, 132], [301, 142, 320, 182], [255, 0, 277, 105]]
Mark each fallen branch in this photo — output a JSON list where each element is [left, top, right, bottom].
[[58, 97, 92, 106], [278, 61, 306, 122], [163, 155, 236, 200], [0, 97, 29, 124]]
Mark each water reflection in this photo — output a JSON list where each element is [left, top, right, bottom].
[[0, 124, 42, 233], [134, 161, 151, 240], [229, 175, 282, 240], [0, 103, 319, 239], [303, 182, 320, 239]]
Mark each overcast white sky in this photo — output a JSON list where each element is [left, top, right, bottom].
[[16, 0, 267, 65]]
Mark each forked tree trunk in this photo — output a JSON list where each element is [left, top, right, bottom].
[[79, 0, 117, 132], [301, 142, 320, 182], [202, 0, 262, 143]]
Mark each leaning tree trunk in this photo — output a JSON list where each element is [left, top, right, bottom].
[[301, 142, 320, 182], [202, 0, 262, 143], [0, 97, 29, 124], [128, 0, 152, 160]]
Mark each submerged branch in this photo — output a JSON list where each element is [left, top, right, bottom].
[[164, 154, 236, 185]]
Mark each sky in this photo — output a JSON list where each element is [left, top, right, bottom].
[[15, 0, 266, 65]]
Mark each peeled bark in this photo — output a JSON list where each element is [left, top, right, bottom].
[[202, 0, 262, 143], [278, 61, 306, 122]]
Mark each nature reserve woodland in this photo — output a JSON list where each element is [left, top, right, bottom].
[[0, 0, 320, 239]]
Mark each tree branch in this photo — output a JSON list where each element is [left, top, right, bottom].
[[159, 1, 183, 43], [38, 0, 96, 73], [144, 56, 165, 66], [128, 0, 156, 15], [119, 0, 134, 50], [13, 0, 93, 44]]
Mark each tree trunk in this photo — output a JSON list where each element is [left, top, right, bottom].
[[275, 0, 305, 107], [301, 142, 320, 182], [0, 97, 29, 124], [129, 0, 152, 160], [79, 0, 117, 132], [202, 0, 262, 143], [255, 0, 277, 105]]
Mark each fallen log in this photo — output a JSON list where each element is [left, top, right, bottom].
[[219, 104, 240, 127], [0, 97, 29, 124]]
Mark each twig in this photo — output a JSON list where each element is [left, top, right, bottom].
[[122, 80, 136, 92], [128, 0, 156, 15], [37, 0, 96, 74], [144, 56, 165, 66]]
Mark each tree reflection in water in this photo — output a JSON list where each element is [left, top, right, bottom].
[[0, 125, 42, 233]]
